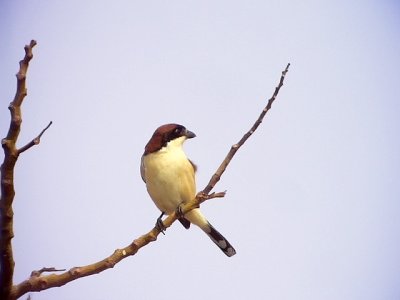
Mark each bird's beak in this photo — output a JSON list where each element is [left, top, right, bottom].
[[185, 129, 196, 139]]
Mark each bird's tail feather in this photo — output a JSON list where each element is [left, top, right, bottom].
[[203, 222, 236, 257], [184, 208, 236, 257]]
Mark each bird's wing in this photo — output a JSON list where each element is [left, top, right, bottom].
[[178, 217, 191, 229], [140, 155, 146, 183], [189, 159, 197, 173]]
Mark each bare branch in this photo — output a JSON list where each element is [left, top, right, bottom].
[[11, 188, 225, 298], [201, 63, 291, 195], [5, 40, 37, 143], [1, 39, 37, 300], [18, 121, 53, 154], [6, 55, 289, 299]]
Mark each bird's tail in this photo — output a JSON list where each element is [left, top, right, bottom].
[[185, 208, 236, 257], [203, 221, 236, 257]]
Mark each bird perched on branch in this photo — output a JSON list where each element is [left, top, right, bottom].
[[141, 123, 236, 257]]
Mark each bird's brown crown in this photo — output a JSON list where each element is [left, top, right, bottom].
[[144, 124, 192, 155]]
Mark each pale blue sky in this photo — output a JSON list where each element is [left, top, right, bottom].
[[1, 1, 400, 299]]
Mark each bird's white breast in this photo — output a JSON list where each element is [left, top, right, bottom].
[[142, 141, 196, 214]]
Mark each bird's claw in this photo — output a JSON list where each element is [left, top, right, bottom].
[[176, 205, 184, 218], [156, 212, 166, 235]]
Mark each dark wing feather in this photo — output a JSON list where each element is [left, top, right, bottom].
[[178, 159, 197, 230], [179, 217, 191, 229], [189, 159, 197, 173]]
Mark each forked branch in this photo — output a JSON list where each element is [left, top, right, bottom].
[[1, 40, 38, 300], [18, 121, 53, 154]]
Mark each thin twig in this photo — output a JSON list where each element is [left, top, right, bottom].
[[18, 121, 53, 154], [201, 63, 290, 195], [30, 267, 66, 277]]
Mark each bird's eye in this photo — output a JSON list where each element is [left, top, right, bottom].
[[174, 128, 181, 134]]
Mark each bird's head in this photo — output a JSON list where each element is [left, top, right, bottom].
[[144, 123, 196, 155]]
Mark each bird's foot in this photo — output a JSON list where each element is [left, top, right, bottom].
[[176, 205, 184, 218], [156, 212, 166, 235]]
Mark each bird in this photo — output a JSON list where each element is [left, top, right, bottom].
[[140, 123, 236, 257]]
